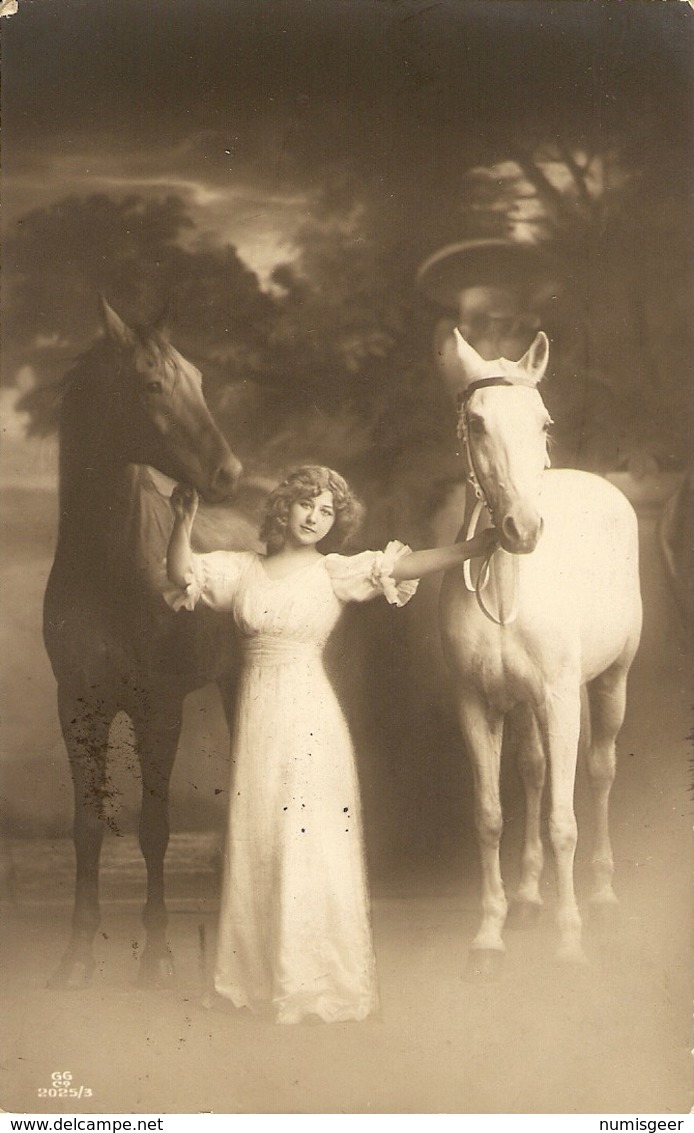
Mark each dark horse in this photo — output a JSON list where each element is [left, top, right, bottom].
[[44, 298, 250, 988]]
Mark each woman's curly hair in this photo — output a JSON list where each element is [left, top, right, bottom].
[[260, 465, 364, 555]]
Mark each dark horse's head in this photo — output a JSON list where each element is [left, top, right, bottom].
[[64, 297, 242, 503]]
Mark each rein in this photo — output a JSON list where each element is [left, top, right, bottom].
[[455, 375, 535, 626], [461, 501, 520, 626]]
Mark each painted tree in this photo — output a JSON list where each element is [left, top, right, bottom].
[[4, 193, 278, 448], [457, 120, 692, 471]]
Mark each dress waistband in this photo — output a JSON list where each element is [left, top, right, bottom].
[[242, 636, 321, 666]]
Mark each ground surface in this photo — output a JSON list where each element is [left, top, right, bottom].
[[1, 502, 691, 1116]]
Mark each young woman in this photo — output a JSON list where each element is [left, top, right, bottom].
[[165, 465, 497, 1024]]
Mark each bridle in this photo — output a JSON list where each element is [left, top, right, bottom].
[[456, 374, 540, 503], [455, 375, 539, 626]]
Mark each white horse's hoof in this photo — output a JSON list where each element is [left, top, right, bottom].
[[466, 949, 505, 982], [555, 944, 588, 967], [587, 899, 620, 936]]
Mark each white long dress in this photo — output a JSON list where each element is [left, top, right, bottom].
[[165, 543, 418, 1024]]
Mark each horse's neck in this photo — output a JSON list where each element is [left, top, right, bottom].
[[57, 448, 126, 546], [53, 463, 173, 616], [56, 371, 128, 544]]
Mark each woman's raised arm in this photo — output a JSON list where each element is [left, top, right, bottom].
[[166, 485, 199, 587]]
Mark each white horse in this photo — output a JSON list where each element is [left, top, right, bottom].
[[438, 328, 642, 976]]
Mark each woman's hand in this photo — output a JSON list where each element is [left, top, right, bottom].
[[170, 484, 199, 525], [464, 526, 501, 559]]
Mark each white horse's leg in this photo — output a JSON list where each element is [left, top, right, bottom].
[[457, 691, 507, 961], [511, 703, 546, 921], [585, 662, 628, 914], [540, 680, 586, 964]]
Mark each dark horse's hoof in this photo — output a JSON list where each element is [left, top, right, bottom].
[[137, 949, 176, 988], [506, 900, 542, 930], [465, 949, 505, 982], [47, 957, 95, 991]]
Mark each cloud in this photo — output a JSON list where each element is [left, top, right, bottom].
[[3, 145, 308, 286], [0, 370, 58, 488]]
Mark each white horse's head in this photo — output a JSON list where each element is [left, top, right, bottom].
[[454, 327, 552, 555]]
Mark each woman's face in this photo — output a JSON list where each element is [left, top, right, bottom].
[[286, 490, 336, 548]]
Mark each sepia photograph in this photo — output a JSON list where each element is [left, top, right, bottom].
[[0, 0, 692, 1120]]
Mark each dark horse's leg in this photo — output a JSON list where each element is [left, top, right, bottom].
[[49, 684, 113, 989], [131, 689, 183, 986]]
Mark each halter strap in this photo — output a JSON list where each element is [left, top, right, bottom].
[[462, 499, 519, 625], [455, 373, 541, 627], [457, 375, 538, 406]]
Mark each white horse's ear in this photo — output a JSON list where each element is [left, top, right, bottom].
[[99, 295, 136, 348], [453, 327, 487, 381], [517, 331, 549, 384]]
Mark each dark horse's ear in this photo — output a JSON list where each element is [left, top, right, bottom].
[[151, 302, 171, 340], [99, 295, 136, 348]]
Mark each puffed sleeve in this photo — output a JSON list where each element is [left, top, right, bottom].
[[324, 541, 419, 607], [163, 551, 253, 613]]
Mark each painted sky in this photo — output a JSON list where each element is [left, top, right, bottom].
[[3, 0, 692, 282]]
